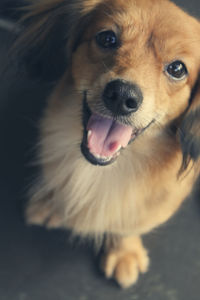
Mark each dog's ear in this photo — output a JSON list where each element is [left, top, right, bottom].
[[15, 0, 103, 81], [15, 1, 69, 81], [179, 75, 200, 172]]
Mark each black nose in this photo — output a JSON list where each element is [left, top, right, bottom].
[[103, 80, 143, 116]]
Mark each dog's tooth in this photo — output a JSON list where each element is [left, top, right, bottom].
[[87, 130, 92, 139], [104, 156, 112, 161], [99, 156, 108, 161], [101, 156, 109, 160], [92, 154, 113, 162], [115, 145, 122, 153]]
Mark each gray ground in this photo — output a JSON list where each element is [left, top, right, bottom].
[[0, 1, 200, 300]]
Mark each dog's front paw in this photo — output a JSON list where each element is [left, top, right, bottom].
[[102, 236, 149, 288], [26, 196, 64, 229]]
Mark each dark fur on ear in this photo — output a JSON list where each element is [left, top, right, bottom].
[[179, 75, 200, 172], [14, 1, 69, 81], [15, 0, 102, 81], [14, 0, 105, 81]]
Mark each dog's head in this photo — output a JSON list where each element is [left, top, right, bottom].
[[19, 0, 200, 167]]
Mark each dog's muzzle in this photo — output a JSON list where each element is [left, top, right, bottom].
[[81, 80, 151, 166]]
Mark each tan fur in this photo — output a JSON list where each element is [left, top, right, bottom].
[[21, 0, 200, 288], [103, 236, 149, 288]]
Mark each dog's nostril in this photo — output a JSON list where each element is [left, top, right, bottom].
[[125, 98, 138, 110]]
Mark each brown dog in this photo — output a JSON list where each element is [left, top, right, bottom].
[[18, 0, 200, 288]]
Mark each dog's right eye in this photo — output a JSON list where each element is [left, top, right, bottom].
[[95, 30, 118, 49]]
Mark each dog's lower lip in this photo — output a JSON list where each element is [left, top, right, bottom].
[[81, 142, 117, 166]]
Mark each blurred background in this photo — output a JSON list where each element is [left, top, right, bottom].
[[0, 1, 200, 299]]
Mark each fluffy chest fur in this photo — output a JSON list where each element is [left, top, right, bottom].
[[27, 90, 195, 239]]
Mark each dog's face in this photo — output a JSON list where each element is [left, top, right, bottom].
[[20, 0, 200, 168], [65, 0, 200, 166]]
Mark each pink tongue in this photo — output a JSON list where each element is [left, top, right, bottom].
[[87, 114, 133, 157]]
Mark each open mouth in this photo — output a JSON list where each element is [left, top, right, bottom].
[[81, 95, 151, 166]]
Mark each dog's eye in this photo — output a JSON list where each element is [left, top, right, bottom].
[[166, 60, 188, 80], [95, 30, 118, 49]]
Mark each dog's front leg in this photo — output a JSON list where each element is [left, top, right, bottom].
[[102, 235, 149, 288]]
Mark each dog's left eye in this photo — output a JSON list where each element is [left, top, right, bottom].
[[95, 30, 118, 49], [165, 60, 188, 80]]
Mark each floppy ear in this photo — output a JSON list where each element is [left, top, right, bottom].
[[179, 75, 200, 172], [15, 0, 70, 81], [15, 0, 103, 81]]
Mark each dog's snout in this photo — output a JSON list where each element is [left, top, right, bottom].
[[103, 80, 143, 116]]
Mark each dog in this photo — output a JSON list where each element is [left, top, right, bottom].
[[16, 0, 200, 288]]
